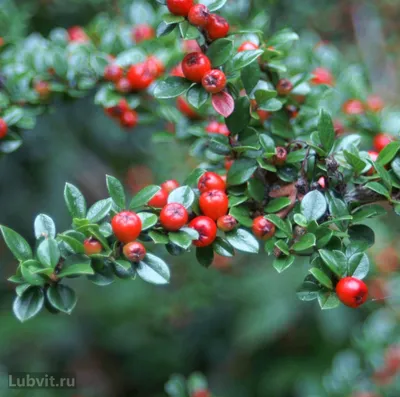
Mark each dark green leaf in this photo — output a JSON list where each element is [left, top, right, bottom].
[[212, 237, 234, 257], [186, 85, 210, 109], [13, 287, 44, 322], [34, 214, 56, 239], [377, 141, 400, 165], [318, 110, 335, 153], [226, 96, 250, 134], [137, 253, 170, 284], [47, 284, 77, 314], [348, 252, 369, 279], [318, 291, 340, 310], [64, 183, 87, 219], [168, 186, 195, 208], [87, 198, 112, 223], [319, 249, 347, 277], [154, 77, 192, 99], [265, 214, 292, 237], [227, 159, 257, 185], [309, 268, 333, 289], [106, 175, 126, 209], [137, 212, 158, 230], [265, 197, 291, 213], [0, 226, 32, 261], [207, 38, 234, 67], [196, 246, 214, 267], [241, 61, 261, 94], [273, 255, 295, 273], [225, 228, 259, 253], [130, 185, 161, 209], [37, 238, 60, 268], [292, 233, 316, 252], [301, 190, 327, 222]]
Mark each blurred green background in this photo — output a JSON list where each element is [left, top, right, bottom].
[[1, 0, 400, 396]]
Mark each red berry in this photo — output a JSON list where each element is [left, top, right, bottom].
[[225, 158, 233, 171], [342, 99, 364, 115], [199, 189, 229, 220], [217, 215, 237, 232], [123, 241, 146, 262], [206, 14, 229, 41], [166, 0, 193, 16], [0, 37, 4, 47], [182, 39, 202, 53], [202, 69, 227, 94], [148, 188, 169, 208], [192, 390, 211, 397], [0, 118, 7, 139], [311, 67, 334, 86], [115, 77, 133, 93], [112, 211, 142, 243], [68, 26, 89, 43], [170, 63, 185, 78], [188, 4, 210, 27], [286, 104, 298, 119], [127, 63, 154, 91], [182, 52, 212, 83], [132, 24, 155, 43], [274, 147, 287, 166], [120, 110, 138, 128], [160, 203, 189, 231], [366, 151, 378, 176], [276, 79, 293, 96], [336, 277, 368, 308], [198, 172, 226, 193], [177, 96, 200, 119], [219, 124, 230, 136], [34, 81, 50, 98], [238, 41, 259, 52], [366, 94, 384, 112], [373, 133, 394, 152], [252, 216, 275, 240], [161, 179, 180, 193], [83, 238, 102, 255], [146, 56, 165, 78], [205, 120, 220, 134], [105, 99, 130, 119], [333, 120, 345, 136], [188, 216, 217, 247], [317, 176, 326, 189], [104, 64, 124, 82]]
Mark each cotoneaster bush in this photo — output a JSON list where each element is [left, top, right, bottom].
[[1, 0, 400, 322]]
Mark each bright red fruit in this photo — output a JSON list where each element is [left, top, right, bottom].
[[83, 238, 102, 255], [148, 188, 169, 208], [276, 79, 293, 95], [217, 215, 237, 232], [160, 203, 189, 231], [146, 56, 165, 78], [182, 52, 212, 83], [104, 64, 124, 82], [115, 77, 133, 93], [199, 189, 229, 220], [120, 110, 138, 128], [0, 118, 7, 139], [188, 4, 210, 27], [336, 277, 368, 308], [170, 63, 185, 78], [366, 94, 384, 112], [198, 172, 226, 193], [206, 14, 229, 40], [177, 96, 200, 119], [112, 211, 142, 243], [238, 41, 259, 52], [192, 390, 211, 397], [317, 176, 326, 189], [342, 99, 364, 115], [132, 24, 155, 43], [373, 133, 394, 152], [188, 216, 217, 247], [366, 151, 378, 176], [225, 158, 233, 171], [123, 241, 146, 262], [311, 67, 334, 86], [182, 39, 202, 53], [68, 26, 89, 43], [202, 69, 227, 94], [161, 180, 180, 193], [105, 99, 130, 119], [34, 81, 50, 98], [127, 63, 154, 91], [252, 216, 275, 240], [166, 0, 193, 16], [333, 120, 345, 136], [205, 120, 220, 134]]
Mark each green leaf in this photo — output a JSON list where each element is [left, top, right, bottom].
[[209, 134, 231, 155], [0, 226, 32, 261], [267, 28, 299, 46], [274, 240, 290, 255], [130, 185, 161, 209], [343, 151, 366, 174], [297, 279, 321, 301], [13, 287, 44, 322], [318, 109, 335, 153], [184, 168, 206, 186], [106, 175, 126, 208], [37, 238, 60, 268], [3, 107, 24, 126], [351, 204, 386, 223], [328, 197, 350, 231], [156, 21, 176, 37], [258, 98, 282, 112], [168, 186, 195, 208], [301, 190, 327, 222], [365, 182, 390, 199], [196, 246, 214, 267], [208, 0, 228, 11], [34, 214, 56, 239], [229, 206, 252, 227], [226, 50, 264, 73], [21, 260, 46, 286], [186, 85, 210, 109], [319, 249, 347, 277], [318, 291, 340, 310], [169, 231, 192, 250], [373, 161, 392, 190], [286, 149, 307, 164], [293, 213, 308, 227], [227, 159, 257, 185], [87, 198, 112, 223], [377, 141, 400, 165], [265, 214, 292, 237], [248, 179, 264, 201], [154, 77, 192, 99], [259, 134, 276, 153], [148, 230, 169, 244], [179, 20, 200, 39], [137, 253, 170, 284], [226, 96, 250, 134], [273, 255, 295, 273], [292, 233, 316, 252], [115, 48, 146, 67], [241, 61, 261, 94], [348, 252, 369, 279], [64, 183, 87, 219], [348, 225, 375, 248], [265, 197, 291, 213], [163, 14, 184, 24], [225, 228, 259, 253], [309, 268, 333, 289], [47, 284, 77, 314], [207, 38, 234, 67], [58, 255, 94, 277], [58, 234, 85, 254], [212, 237, 234, 257], [137, 212, 158, 230]]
